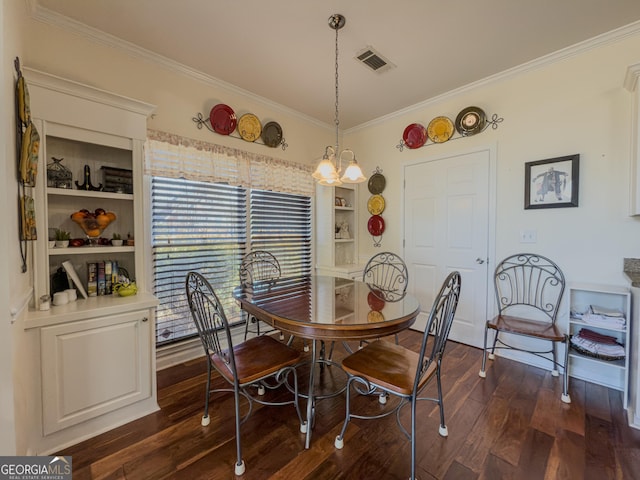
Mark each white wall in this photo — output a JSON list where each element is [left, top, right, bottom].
[[347, 31, 640, 287]]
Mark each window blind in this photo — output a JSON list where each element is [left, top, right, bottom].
[[152, 177, 247, 346], [249, 189, 312, 278]]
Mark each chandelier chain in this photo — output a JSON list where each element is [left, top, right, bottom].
[[334, 21, 340, 150]]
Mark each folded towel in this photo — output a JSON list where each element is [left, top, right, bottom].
[[581, 312, 626, 329]]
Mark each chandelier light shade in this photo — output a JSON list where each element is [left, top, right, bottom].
[[312, 14, 367, 187]]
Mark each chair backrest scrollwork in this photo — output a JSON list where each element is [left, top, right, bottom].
[[362, 251, 409, 302]]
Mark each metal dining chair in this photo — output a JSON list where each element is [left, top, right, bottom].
[[478, 253, 571, 403], [240, 250, 282, 341], [334, 271, 462, 480], [186, 271, 306, 476]]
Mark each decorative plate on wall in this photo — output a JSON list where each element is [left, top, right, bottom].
[[455, 106, 486, 136], [402, 123, 428, 149], [261, 121, 283, 147], [237, 113, 262, 142], [209, 104, 237, 135], [427, 116, 454, 143], [367, 215, 385, 236], [367, 171, 386, 194], [367, 195, 386, 215]]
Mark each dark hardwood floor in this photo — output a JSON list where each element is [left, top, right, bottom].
[[58, 330, 640, 479]]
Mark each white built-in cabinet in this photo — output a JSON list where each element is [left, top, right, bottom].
[[565, 283, 631, 408], [22, 68, 159, 445], [315, 184, 363, 280]]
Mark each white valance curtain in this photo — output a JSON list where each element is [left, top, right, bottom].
[[145, 130, 314, 196]]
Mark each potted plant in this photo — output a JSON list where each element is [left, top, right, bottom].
[[111, 233, 123, 247], [54, 228, 71, 248]]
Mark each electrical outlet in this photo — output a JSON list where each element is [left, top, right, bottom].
[[519, 229, 537, 243]]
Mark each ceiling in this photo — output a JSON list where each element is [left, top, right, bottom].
[[35, 0, 640, 130]]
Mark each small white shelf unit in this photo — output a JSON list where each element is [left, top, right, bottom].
[[565, 282, 631, 407]]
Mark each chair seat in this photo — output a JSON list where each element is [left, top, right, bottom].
[[487, 314, 566, 341], [341, 340, 437, 396], [212, 335, 301, 385]]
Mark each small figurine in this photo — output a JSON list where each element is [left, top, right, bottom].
[[338, 221, 350, 239]]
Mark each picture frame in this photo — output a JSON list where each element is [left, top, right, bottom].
[[335, 197, 344, 206], [524, 154, 579, 209]]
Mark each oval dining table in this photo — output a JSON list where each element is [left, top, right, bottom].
[[233, 274, 421, 448]]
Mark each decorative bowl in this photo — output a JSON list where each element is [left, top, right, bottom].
[[70, 209, 116, 238]]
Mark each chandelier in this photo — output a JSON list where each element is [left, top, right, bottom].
[[312, 14, 366, 187]]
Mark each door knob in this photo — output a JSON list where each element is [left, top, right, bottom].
[[476, 257, 485, 264]]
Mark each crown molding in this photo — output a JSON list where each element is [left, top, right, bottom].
[[29, 2, 332, 131], [348, 20, 640, 134]]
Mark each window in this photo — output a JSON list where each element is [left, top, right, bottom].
[[146, 133, 314, 347]]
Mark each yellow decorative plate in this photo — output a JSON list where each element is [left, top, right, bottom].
[[367, 194, 386, 215], [427, 116, 455, 143], [367, 310, 385, 323], [237, 113, 262, 142]]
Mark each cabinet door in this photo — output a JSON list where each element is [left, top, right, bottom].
[[41, 310, 152, 435]]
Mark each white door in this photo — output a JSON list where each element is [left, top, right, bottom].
[[403, 149, 492, 348]]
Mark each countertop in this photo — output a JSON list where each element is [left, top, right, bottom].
[[623, 258, 640, 287]]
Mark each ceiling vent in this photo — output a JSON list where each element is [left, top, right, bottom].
[[355, 46, 396, 73]]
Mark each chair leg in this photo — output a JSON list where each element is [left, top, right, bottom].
[[233, 383, 245, 475], [488, 331, 499, 360], [334, 377, 355, 449], [561, 335, 571, 404], [479, 324, 489, 378], [410, 396, 417, 480], [435, 363, 448, 437], [551, 340, 559, 377], [201, 359, 213, 426]]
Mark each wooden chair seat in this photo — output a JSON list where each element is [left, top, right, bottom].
[[487, 314, 566, 341], [341, 340, 437, 396], [212, 335, 301, 385]]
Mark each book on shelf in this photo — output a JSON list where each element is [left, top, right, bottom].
[[87, 262, 97, 297], [97, 261, 106, 296]]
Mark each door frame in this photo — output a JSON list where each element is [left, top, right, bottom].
[[401, 143, 499, 330]]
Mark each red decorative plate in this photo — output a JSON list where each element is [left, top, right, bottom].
[[367, 215, 385, 236], [209, 104, 237, 135], [402, 123, 428, 149], [367, 290, 385, 311]]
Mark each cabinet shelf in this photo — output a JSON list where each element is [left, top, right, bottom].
[[568, 350, 626, 369], [47, 187, 134, 201], [49, 245, 135, 255], [569, 316, 626, 333]]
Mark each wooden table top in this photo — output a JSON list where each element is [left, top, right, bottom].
[[233, 275, 420, 341]]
